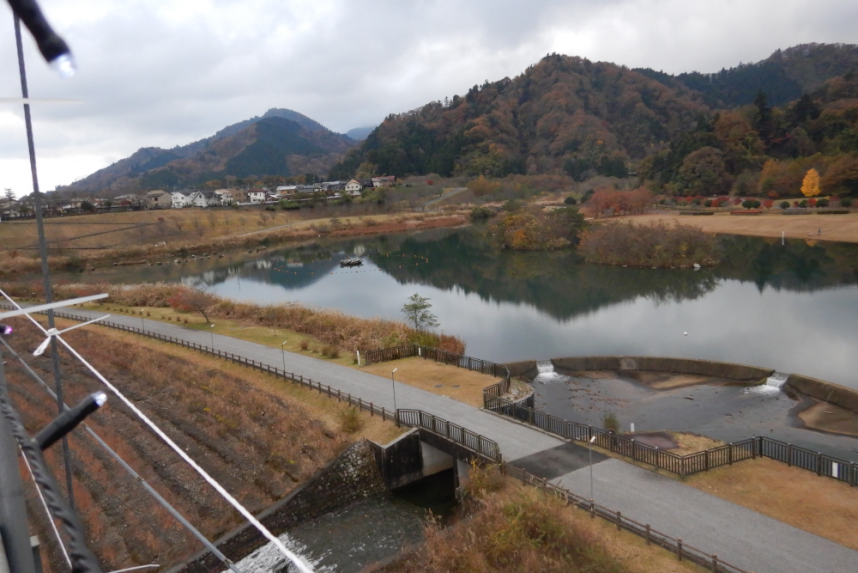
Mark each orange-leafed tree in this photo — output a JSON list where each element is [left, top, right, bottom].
[[167, 286, 217, 323], [801, 168, 821, 197]]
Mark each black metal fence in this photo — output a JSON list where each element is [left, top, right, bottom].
[[19, 307, 503, 464], [364, 343, 510, 379], [398, 409, 501, 462], [505, 465, 750, 573], [487, 394, 858, 485]]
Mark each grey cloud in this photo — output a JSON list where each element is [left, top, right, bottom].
[[1, 0, 857, 194]]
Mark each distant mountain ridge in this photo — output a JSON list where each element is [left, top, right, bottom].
[[330, 42, 858, 182], [635, 43, 858, 108], [61, 108, 355, 192]]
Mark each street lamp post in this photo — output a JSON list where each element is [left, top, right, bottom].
[[281, 340, 288, 372], [391, 368, 398, 425], [589, 435, 596, 503], [209, 324, 215, 349], [140, 308, 146, 332]]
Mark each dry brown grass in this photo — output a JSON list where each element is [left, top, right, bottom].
[[378, 468, 703, 573], [614, 212, 858, 243], [7, 315, 404, 573], [685, 458, 858, 551], [361, 357, 500, 407], [0, 210, 467, 277], [669, 433, 725, 455], [0, 284, 466, 355]]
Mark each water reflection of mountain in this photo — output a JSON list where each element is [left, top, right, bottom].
[[371, 228, 858, 321]]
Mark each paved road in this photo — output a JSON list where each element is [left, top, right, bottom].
[[51, 308, 858, 572], [555, 460, 858, 573], [423, 187, 468, 210]]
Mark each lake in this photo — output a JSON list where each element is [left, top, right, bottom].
[[105, 227, 858, 390]]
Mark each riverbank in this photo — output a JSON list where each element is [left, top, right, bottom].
[[612, 211, 858, 243], [0, 210, 468, 277]]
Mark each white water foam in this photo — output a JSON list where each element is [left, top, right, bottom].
[[226, 535, 327, 573], [534, 360, 564, 384], [745, 372, 789, 395]]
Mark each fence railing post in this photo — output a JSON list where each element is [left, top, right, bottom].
[[677, 538, 683, 562]]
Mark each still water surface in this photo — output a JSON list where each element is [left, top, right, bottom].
[[109, 227, 858, 390]]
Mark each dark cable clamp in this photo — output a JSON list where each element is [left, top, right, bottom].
[[35, 392, 107, 450]]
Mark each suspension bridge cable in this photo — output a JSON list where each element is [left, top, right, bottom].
[[0, 336, 245, 573], [0, 294, 311, 571], [0, 353, 103, 573], [19, 451, 72, 569]]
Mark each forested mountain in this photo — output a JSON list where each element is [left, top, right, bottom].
[[636, 43, 858, 108], [330, 53, 710, 181], [639, 70, 858, 197], [331, 44, 858, 198], [61, 109, 355, 192]]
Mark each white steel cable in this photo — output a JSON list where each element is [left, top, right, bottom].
[[19, 451, 72, 568], [54, 337, 314, 573], [0, 293, 313, 572]]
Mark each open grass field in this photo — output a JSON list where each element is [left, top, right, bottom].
[[362, 356, 501, 407], [685, 457, 858, 551], [613, 211, 858, 243]]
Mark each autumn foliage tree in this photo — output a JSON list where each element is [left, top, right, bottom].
[[801, 168, 821, 197], [584, 186, 653, 217], [494, 204, 586, 250], [167, 286, 218, 323]]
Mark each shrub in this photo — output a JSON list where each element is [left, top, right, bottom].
[[817, 210, 851, 215], [466, 461, 505, 498], [602, 410, 619, 432], [563, 196, 577, 205], [300, 340, 309, 350], [780, 201, 790, 209], [816, 198, 829, 208], [469, 206, 495, 223], [337, 407, 364, 433], [841, 198, 853, 207]]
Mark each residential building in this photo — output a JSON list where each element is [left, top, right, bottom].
[[371, 175, 396, 188], [214, 189, 233, 205], [171, 191, 191, 208], [247, 188, 266, 203], [345, 179, 362, 196], [145, 189, 171, 209]]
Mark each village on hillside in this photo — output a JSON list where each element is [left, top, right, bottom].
[[0, 176, 397, 220]]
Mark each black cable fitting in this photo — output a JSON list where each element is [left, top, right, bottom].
[[7, 0, 72, 63], [0, 324, 13, 335], [35, 392, 107, 450]]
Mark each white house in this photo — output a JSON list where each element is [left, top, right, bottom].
[[345, 179, 362, 196], [171, 191, 191, 208], [247, 188, 266, 203], [214, 189, 233, 205]]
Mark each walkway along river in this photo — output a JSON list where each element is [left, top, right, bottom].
[[15, 306, 858, 573]]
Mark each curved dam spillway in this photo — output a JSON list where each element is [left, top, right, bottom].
[[508, 356, 858, 460]]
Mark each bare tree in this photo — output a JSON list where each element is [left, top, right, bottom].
[[168, 286, 217, 323]]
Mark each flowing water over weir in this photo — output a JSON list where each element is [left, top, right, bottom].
[[747, 372, 790, 395], [535, 360, 564, 383]]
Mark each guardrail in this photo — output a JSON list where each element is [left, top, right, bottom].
[[398, 409, 501, 462], [505, 464, 750, 573], [487, 394, 858, 484]]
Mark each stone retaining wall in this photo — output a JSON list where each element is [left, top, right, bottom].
[[785, 374, 858, 413], [167, 440, 386, 573], [551, 356, 772, 381]]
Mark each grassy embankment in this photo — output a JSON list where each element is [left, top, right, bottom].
[[0, 207, 468, 277], [0, 281, 466, 355], [614, 211, 858, 244], [5, 315, 403, 573]]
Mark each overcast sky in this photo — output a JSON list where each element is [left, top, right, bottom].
[[2, 0, 857, 196]]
